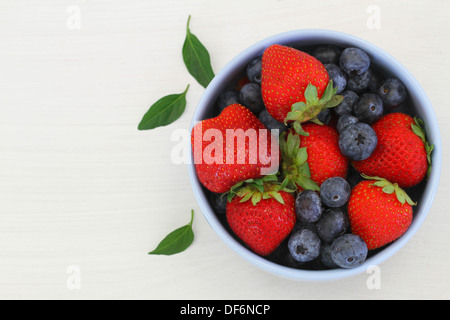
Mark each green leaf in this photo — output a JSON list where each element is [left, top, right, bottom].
[[138, 85, 189, 130], [227, 192, 235, 203], [396, 189, 406, 204], [239, 192, 253, 203], [287, 132, 301, 157], [294, 147, 308, 167], [304, 83, 319, 106], [251, 193, 262, 206], [411, 116, 435, 180], [318, 81, 335, 104], [411, 122, 425, 142], [293, 121, 309, 136], [231, 181, 244, 190], [361, 173, 385, 181], [411, 116, 426, 142], [295, 176, 320, 192], [309, 117, 324, 125], [404, 194, 417, 206], [279, 131, 288, 152], [253, 183, 265, 194], [297, 162, 311, 176], [373, 180, 391, 188], [280, 131, 319, 192], [268, 191, 284, 204], [280, 177, 289, 190], [382, 185, 395, 194], [291, 102, 308, 112], [148, 210, 195, 255], [182, 15, 215, 88], [261, 175, 278, 182], [324, 94, 344, 109], [426, 142, 434, 167]]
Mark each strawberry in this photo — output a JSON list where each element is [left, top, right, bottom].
[[347, 175, 416, 250], [226, 175, 296, 256], [280, 123, 348, 191], [191, 104, 278, 194], [352, 113, 433, 188], [261, 44, 343, 135]]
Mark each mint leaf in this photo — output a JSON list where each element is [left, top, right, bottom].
[[148, 210, 195, 255], [182, 15, 215, 88], [138, 85, 189, 130]]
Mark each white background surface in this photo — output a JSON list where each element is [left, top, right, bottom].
[[1, 0, 449, 300]]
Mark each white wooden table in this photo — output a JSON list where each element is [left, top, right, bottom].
[[1, 0, 449, 299]]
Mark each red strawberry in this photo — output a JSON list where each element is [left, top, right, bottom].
[[348, 175, 415, 250], [191, 104, 278, 193], [226, 176, 296, 256], [352, 113, 433, 188], [280, 123, 348, 191], [261, 44, 342, 135]]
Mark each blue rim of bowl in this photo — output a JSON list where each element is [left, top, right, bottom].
[[188, 29, 442, 281]]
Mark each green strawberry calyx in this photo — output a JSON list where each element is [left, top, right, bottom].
[[279, 131, 320, 192], [362, 174, 417, 206], [284, 80, 343, 136], [227, 174, 295, 206], [411, 116, 434, 179]]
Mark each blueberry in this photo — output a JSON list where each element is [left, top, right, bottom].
[[258, 109, 288, 133], [347, 68, 372, 93], [339, 122, 378, 161], [317, 108, 331, 125], [312, 45, 342, 64], [353, 93, 384, 124], [319, 177, 351, 208], [217, 90, 240, 112], [324, 64, 347, 94], [336, 114, 359, 134], [335, 90, 359, 116], [246, 56, 262, 85], [288, 228, 321, 263], [331, 234, 368, 269], [209, 192, 227, 215], [377, 78, 407, 108], [295, 190, 324, 223], [320, 243, 339, 269], [293, 220, 318, 234], [316, 208, 350, 243], [339, 47, 371, 76], [239, 83, 265, 115]]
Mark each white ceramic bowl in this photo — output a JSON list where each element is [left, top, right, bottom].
[[188, 29, 442, 281]]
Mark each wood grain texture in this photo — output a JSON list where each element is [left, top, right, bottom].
[[0, 0, 449, 299]]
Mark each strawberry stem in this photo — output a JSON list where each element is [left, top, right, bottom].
[[227, 174, 295, 205], [361, 174, 417, 206], [279, 131, 320, 192], [411, 116, 434, 180], [284, 81, 343, 136]]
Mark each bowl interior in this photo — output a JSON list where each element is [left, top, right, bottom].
[[188, 29, 442, 281]]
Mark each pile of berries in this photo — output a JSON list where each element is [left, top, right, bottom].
[[192, 43, 433, 270]]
